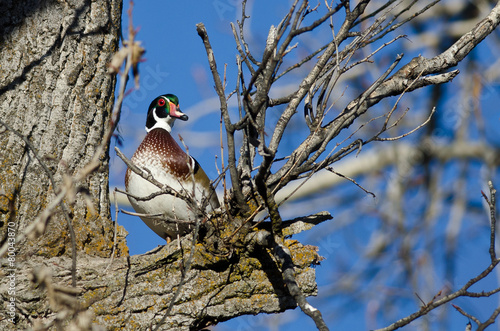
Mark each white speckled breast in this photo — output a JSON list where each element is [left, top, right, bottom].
[[125, 128, 219, 240]]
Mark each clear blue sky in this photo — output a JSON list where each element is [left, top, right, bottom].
[[109, 2, 500, 330]]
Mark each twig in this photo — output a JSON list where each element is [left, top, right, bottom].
[[342, 34, 406, 73], [375, 107, 436, 141], [104, 188, 120, 273], [462, 286, 500, 298], [219, 93, 228, 211], [115, 147, 186, 200], [152, 220, 202, 331], [486, 181, 497, 262], [325, 166, 375, 197], [451, 304, 480, 325], [236, 0, 260, 68], [369, 0, 441, 44], [178, 135, 200, 210], [115, 186, 177, 202], [120, 209, 195, 225]]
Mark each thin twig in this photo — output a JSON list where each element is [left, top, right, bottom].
[[152, 220, 202, 331], [451, 304, 480, 325], [488, 181, 497, 261], [104, 189, 120, 273], [326, 166, 375, 197], [115, 147, 188, 201], [120, 209, 195, 224], [375, 107, 436, 141]]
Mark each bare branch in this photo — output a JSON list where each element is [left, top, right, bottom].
[[485, 181, 498, 262], [104, 188, 120, 273], [115, 147, 185, 200], [266, 0, 500, 192], [273, 238, 329, 331], [374, 107, 436, 142], [477, 306, 500, 331], [196, 22, 248, 213], [451, 304, 480, 325]]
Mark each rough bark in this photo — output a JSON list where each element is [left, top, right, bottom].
[[0, 0, 125, 258], [1, 212, 328, 330]]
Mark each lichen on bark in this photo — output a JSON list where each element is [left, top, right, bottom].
[[0, 0, 125, 259]]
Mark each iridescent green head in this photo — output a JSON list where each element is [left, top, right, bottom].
[[146, 94, 188, 132]]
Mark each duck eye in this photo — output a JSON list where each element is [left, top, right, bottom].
[[157, 98, 166, 107]]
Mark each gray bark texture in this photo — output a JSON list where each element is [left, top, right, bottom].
[[2, 223, 323, 330], [0, 0, 125, 257]]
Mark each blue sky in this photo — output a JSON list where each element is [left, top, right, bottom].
[[109, 1, 500, 330]]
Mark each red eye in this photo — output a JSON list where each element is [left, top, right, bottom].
[[158, 98, 166, 107]]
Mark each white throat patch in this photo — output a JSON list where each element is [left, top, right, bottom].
[[146, 107, 175, 133]]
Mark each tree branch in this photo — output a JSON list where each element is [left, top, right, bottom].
[[4, 224, 322, 330], [267, 0, 500, 191], [196, 22, 248, 214]]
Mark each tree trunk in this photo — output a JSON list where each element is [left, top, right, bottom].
[[0, 0, 125, 258]]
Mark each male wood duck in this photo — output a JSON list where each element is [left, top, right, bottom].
[[125, 94, 220, 241]]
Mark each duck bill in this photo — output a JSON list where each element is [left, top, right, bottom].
[[170, 104, 189, 121]]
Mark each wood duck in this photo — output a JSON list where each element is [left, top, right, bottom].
[[125, 94, 220, 241]]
